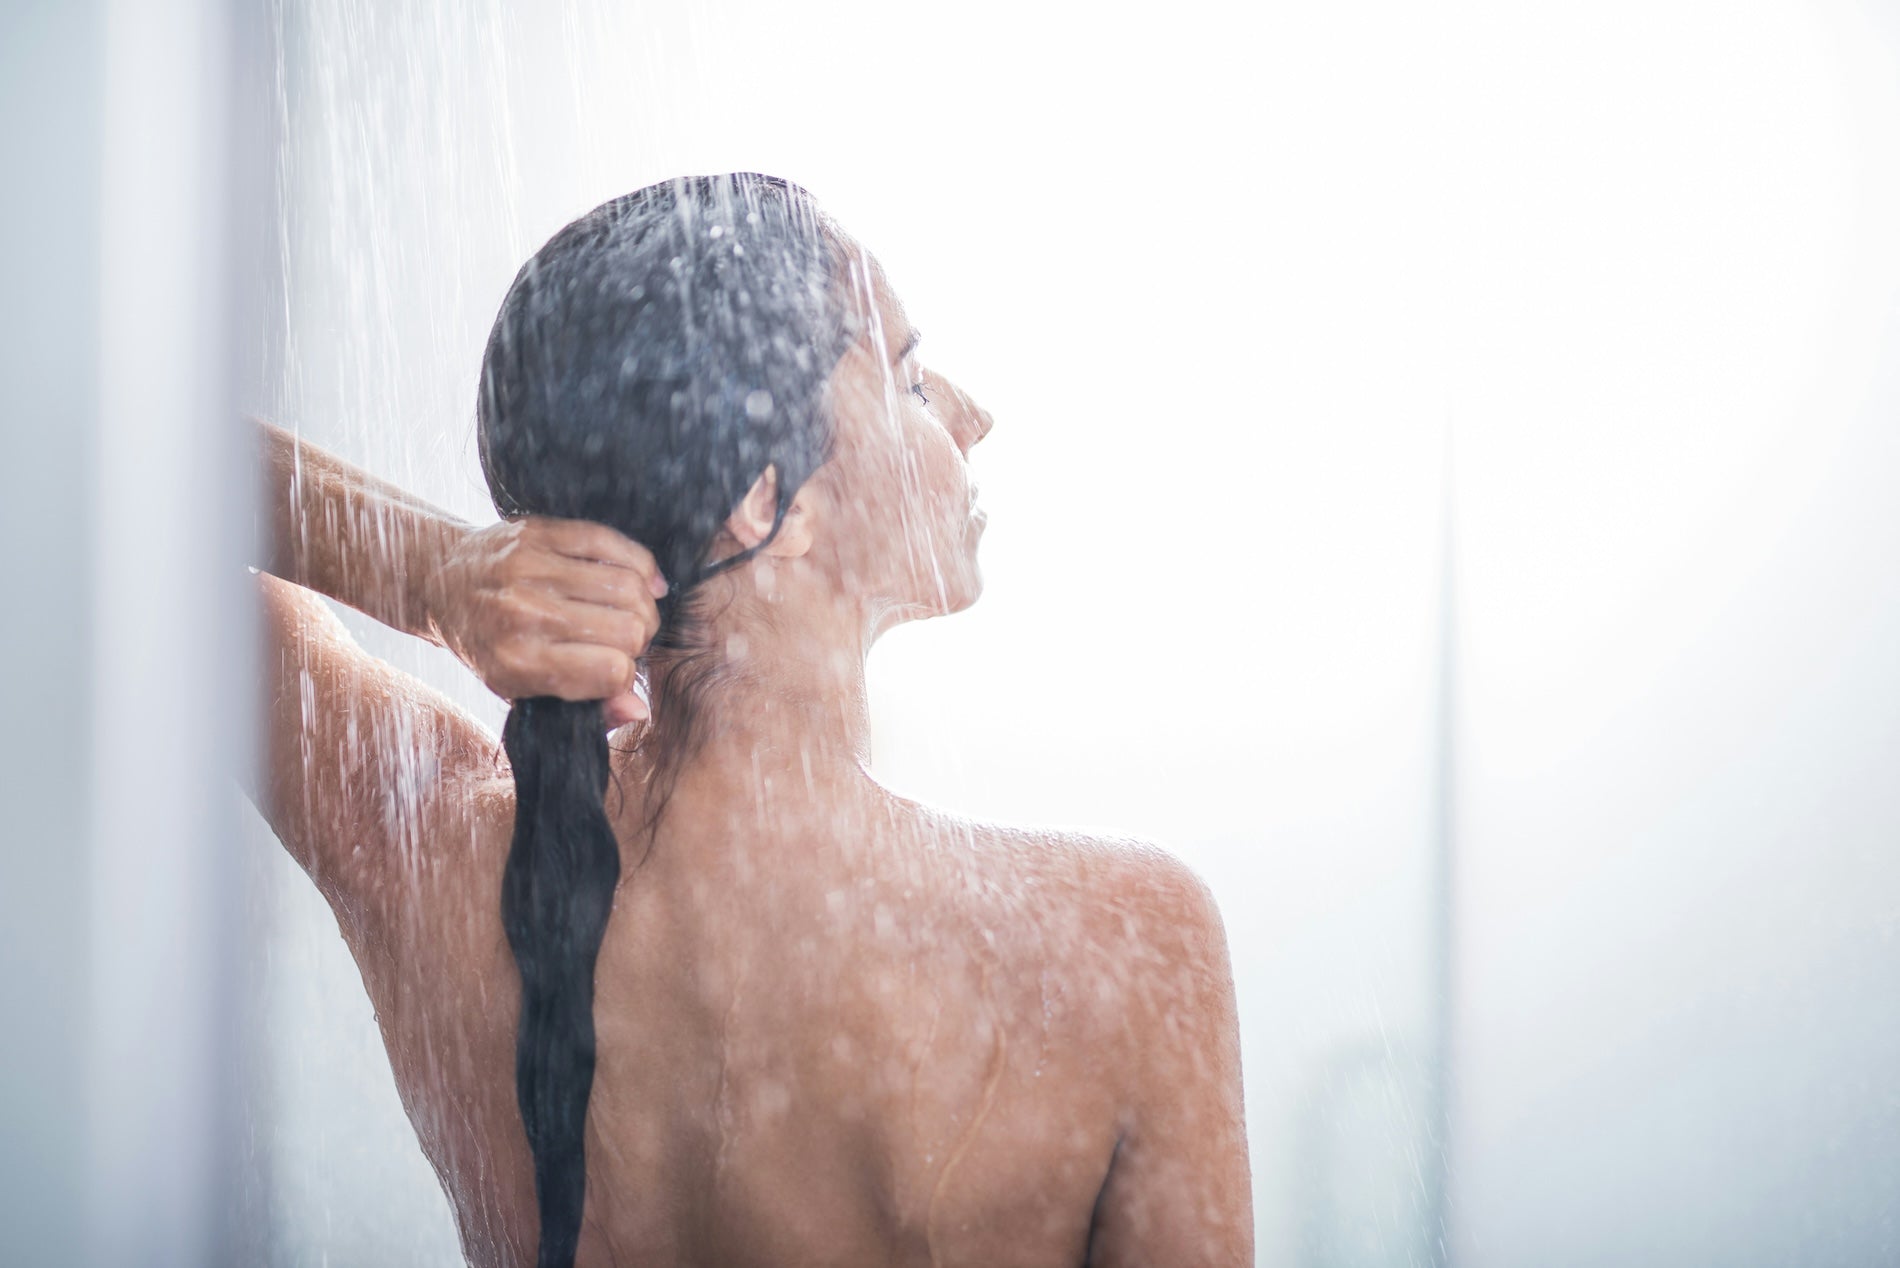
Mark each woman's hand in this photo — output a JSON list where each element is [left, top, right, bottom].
[[255, 421, 664, 728], [424, 517, 668, 728]]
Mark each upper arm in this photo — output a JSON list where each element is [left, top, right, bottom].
[[248, 569, 500, 936], [1087, 855, 1253, 1267]]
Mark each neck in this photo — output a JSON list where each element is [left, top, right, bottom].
[[621, 566, 880, 804], [683, 638, 873, 774]]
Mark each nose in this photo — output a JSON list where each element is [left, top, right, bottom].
[[942, 377, 994, 455], [971, 403, 995, 447]]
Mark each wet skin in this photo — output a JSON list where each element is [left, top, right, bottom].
[[252, 255, 1251, 1266]]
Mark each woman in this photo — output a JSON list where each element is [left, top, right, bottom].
[[251, 172, 1249, 1267]]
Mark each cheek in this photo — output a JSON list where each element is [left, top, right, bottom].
[[815, 412, 972, 584], [807, 449, 910, 578], [849, 416, 964, 519], [903, 412, 970, 508]]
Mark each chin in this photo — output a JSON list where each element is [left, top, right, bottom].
[[941, 559, 985, 615], [887, 532, 985, 620], [950, 515, 987, 608], [895, 564, 983, 622]]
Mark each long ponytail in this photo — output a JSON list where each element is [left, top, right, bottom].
[[475, 173, 854, 1266], [499, 696, 620, 1267]]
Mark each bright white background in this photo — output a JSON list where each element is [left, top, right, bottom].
[[1443, 5, 1900, 1264], [236, 1, 1900, 1265]]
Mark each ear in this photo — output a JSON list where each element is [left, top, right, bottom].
[[725, 463, 813, 558]]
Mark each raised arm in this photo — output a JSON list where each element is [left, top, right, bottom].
[[249, 419, 670, 929], [1088, 859, 1253, 1266], [257, 416, 469, 641], [250, 567, 496, 930], [256, 417, 666, 722]]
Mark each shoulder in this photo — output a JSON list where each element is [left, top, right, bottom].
[[1025, 832, 1242, 1132], [975, 822, 1225, 952], [940, 817, 1231, 1022], [874, 797, 1230, 992], [1059, 832, 1230, 1021], [1075, 832, 1223, 933]]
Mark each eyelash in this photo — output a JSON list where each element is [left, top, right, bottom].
[[910, 381, 932, 406]]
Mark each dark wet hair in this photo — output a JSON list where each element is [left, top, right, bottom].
[[476, 172, 855, 1268]]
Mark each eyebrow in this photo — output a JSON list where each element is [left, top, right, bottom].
[[891, 328, 922, 366]]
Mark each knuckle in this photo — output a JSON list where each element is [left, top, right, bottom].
[[590, 658, 626, 699], [490, 643, 525, 680], [578, 561, 622, 596], [498, 596, 534, 634]]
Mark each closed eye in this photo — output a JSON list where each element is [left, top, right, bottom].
[[910, 380, 932, 406]]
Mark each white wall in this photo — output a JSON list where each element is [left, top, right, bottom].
[[2, 0, 255, 1264], [1444, 2, 1900, 1263], [0, 2, 105, 1258]]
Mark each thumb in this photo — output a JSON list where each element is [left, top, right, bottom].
[[602, 688, 649, 730]]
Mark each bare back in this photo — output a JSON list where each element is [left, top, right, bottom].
[[258, 573, 1247, 1267], [349, 760, 1235, 1267]]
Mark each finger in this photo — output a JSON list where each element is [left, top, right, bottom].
[[602, 691, 649, 729], [535, 555, 663, 613], [532, 518, 668, 595], [526, 596, 655, 654], [522, 643, 637, 702]]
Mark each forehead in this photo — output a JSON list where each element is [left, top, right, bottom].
[[821, 249, 918, 442], [835, 244, 915, 360]]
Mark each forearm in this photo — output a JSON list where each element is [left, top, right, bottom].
[[256, 417, 472, 644]]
